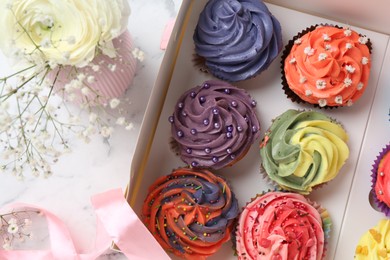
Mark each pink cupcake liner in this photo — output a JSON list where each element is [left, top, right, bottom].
[[370, 143, 390, 216], [51, 30, 137, 105]]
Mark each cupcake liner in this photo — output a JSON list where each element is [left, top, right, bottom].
[[51, 30, 137, 106], [370, 143, 390, 216], [192, 53, 209, 74], [281, 24, 372, 109], [234, 190, 331, 259]]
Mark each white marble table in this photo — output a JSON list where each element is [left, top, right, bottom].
[[0, 0, 182, 259]]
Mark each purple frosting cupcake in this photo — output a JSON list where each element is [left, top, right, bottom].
[[193, 0, 282, 82], [169, 80, 260, 169]]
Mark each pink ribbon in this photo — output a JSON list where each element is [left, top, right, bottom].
[[0, 189, 170, 260]]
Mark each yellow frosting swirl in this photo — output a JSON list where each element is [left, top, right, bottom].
[[260, 110, 349, 194], [284, 25, 371, 107], [355, 219, 390, 259]]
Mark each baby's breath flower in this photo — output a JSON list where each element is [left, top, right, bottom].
[[109, 98, 120, 109], [100, 126, 113, 138], [116, 117, 126, 126]]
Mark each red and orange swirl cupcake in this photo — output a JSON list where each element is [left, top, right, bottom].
[[282, 25, 371, 108], [371, 143, 390, 216], [142, 168, 239, 259], [236, 191, 331, 260]]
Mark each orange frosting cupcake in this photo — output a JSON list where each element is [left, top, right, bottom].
[[283, 25, 371, 107]]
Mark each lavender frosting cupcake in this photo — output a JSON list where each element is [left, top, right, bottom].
[[193, 0, 282, 82], [169, 80, 260, 169]]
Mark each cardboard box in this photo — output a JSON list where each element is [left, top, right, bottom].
[[126, 1, 390, 259]]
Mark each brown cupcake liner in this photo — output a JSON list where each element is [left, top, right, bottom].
[[280, 24, 372, 109]]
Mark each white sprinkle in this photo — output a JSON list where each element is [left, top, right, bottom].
[[344, 77, 353, 87], [345, 43, 353, 49], [359, 36, 368, 44], [304, 47, 315, 56], [299, 76, 307, 84], [289, 57, 296, 64], [344, 29, 352, 36], [316, 80, 327, 89], [347, 99, 353, 106], [318, 53, 327, 61], [362, 57, 369, 65], [318, 99, 327, 107], [357, 82, 364, 90], [323, 34, 331, 41], [305, 89, 312, 96], [325, 44, 332, 51], [294, 38, 302, 45], [335, 95, 343, 104], [345, 65, 355, 73]]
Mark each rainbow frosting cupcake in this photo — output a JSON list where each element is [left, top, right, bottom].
[[282, 25, 371, 108], [142, 167, 239, 259], [169, 80, 260, 169], [371, 144, 390, 216], [260, 109, 349, 194], [193, 0, 282, 82], [236, 191, 331, 260], [355, 219, 390, 259]]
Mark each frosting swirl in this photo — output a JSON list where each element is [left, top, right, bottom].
[[236, 192, 328, 260], [170, 80, 260, 169], [142, 168, 239, 259], [375, 148, 390, 207], [193, 0, 282, 82], [260, 109, 349, 194], [283, 25, 371, 107], [355, 219, 390, 259]]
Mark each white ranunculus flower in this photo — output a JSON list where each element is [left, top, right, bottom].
[[0, 0, 130, 67]]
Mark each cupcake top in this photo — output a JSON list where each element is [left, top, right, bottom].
[[142, 167, 239, 259], [355, 219, 390, 259], [169, 80, 260, 169], [193, 0, 282, 82], [283, 25, 371, 107], [236, 191, 330, 260], [260, 109, 349, 194]]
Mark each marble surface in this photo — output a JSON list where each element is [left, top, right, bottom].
[[0, 0, 182, 259]]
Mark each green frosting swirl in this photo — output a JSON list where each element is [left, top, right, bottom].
[[260, 109, 349, 194]]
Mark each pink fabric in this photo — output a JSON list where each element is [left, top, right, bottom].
[[160, 19, 176, 50], [0, 189, 170, 260]]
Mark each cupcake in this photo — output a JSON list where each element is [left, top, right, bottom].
[[282, 25, 371, 108], [169, 80, 260, 170], [355, 219, 390, 259], [260, 109, 349, 194], [193, 0, 282, 82], [236, 191, 331, 260], [52, 30, 137, 105], [371, 144, 390, 216], [142, 167, 239, 259]]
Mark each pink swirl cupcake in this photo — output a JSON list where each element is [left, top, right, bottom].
[[236, 191, 331, 260], [371, 143, 390, 216], [52, 30, 137, 105], [281, 25, 372, 108]]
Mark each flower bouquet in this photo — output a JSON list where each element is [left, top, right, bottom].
[[0, 0, 142, 178]]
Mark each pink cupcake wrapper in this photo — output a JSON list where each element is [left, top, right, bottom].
[[51, 30, 137, 105]]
